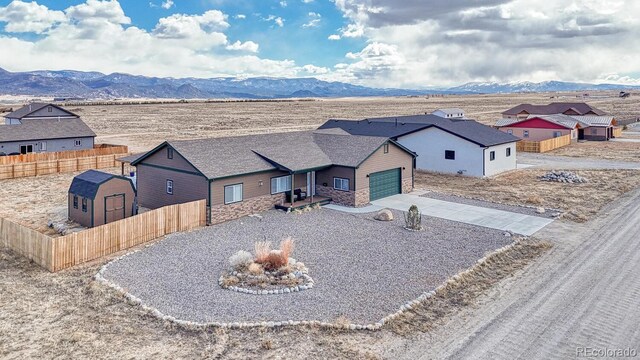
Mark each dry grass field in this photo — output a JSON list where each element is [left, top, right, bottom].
[[8, 92, 629, 152], [415, 169, 640, 222], [548, 139, 640, 161]]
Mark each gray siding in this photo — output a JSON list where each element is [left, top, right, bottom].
[[136, 163, 209, 209], [68, 194, 93, 228], [25, 106, 76, 119], [0, 136, 94, 155]]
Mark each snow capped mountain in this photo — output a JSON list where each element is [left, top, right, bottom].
[[449, 80, 640, 93]]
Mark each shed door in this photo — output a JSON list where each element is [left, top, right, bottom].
[[105, 194, 125, 224], [369, 168, 401, 201]]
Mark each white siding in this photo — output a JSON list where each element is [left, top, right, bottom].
[[396, 127, 517, 177], [397, 127, 485, 177], [484, 142, 517, 177]]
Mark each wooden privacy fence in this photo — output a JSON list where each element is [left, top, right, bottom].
[[0, 154, 125, 180], [613, 127, 623, 138], [0, 199, 206, 272], [516, 134, 571, 153], [0, 144, 128, 165]]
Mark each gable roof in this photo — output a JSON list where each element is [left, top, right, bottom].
[[569, 115, 616, 127], [133, 130, 411, 180], [0, 118, 96, 143], [68, 170, 134, 199], [433, 108, 465, 116], [319, 115, 520, 147], [4, 103, 79, 119], [502, 102, 606, 116], [496, 114, 580, 129]]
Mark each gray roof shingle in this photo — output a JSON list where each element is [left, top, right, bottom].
[[0, 118, 96, 143], [69, 170, 120, 199], [149, 130, 395, 179], [496, 114, 580, 129], [319, 115, 519, 147], [502, 102, 606, 116], [4, 103, 78, 119]]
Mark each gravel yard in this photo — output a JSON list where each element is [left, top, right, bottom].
[[102, 208, 511, 325], [421, 192, 558, 219]]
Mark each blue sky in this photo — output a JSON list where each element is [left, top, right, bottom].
[[0, 0, 639, 88]]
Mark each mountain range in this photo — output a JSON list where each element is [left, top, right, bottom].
[[0, 67, 638, 99]]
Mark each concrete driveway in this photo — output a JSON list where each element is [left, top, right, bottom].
[[371, 194, 553, 236]]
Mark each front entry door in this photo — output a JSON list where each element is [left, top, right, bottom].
[[306, 171, 316, 196], [105, 194, 126, 224]]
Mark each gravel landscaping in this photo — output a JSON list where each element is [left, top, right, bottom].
[[421, 191, 558, 219], [102, 208, 512, 325]]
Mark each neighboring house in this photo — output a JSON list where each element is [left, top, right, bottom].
[[496, 115, 580, 142], [496, 114, 618, 141], [319, 115, 520, 177], [0, 103, 95, 155], [68, 170, 137, 228], [432, 108, 465, 119], [130, 129, 416, 225], [501, 102, 606, 120]]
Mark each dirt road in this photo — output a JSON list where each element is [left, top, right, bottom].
[[385, 187, 640, 359]]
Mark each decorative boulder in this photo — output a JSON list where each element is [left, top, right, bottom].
[[374, 209, 394, 221]]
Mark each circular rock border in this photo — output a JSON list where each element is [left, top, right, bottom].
[[94, 236, 524, 332], [218, 272, 315, 295]]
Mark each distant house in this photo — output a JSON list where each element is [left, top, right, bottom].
[[501, 102, 606, 120], [131, 130, 416, 225], [432, 108, 465, 119], [68, 170, 137, 228], [496, 114, 618, 141], [319, 115, 520, 177], [0, 103, 95, 155]]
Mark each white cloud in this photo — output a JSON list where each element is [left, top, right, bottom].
[[0, 0, 66, 34], [161, 0, 174, 10], [301, 64, 329, 74], [226, 40, 259, 53], [234, 14, 246, 19], [301, 0, 314, 3], [0, 1, 297, 79], [302, 12, 321, 28], [280, 1, 287, 7], [264, 15, 284, 27], [328, 34, 341, 40]]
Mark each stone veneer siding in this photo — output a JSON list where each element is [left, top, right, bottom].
[[402, 178, 413, 194], [209, 193, 285, 225], [316, 185, 355, 206]]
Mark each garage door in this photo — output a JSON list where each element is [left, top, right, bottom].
[[369, 168, 401, 201]]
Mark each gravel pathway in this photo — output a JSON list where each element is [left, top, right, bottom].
[[102, 208, 511, 324], [421, 192, 557, 219]]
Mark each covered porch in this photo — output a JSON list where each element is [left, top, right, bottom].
[[274, 168, 331, 211], [275, 195, 332, 211]]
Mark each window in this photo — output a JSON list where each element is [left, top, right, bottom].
[[47, 106, 52, 112], [166, 180, 174, 195], [383, 143, 389, 153], [167, 147, 174, 159], [333, 177, 350, 191], [73, 195, 78, 209], [553, 131, 562, 138], [445, 150, 455, 160], [74, 139, 82, 147], [507, 129, 513, 135], [490, 151, 496, 161], [20, 145, 33, 154], [40, 142, 47, 151], [506, 147, 512, 157], [523, 130, 530, 138], [271, 175, 291, 194], [81, 198, 87, 212], [591, 128, 598, 135], [224, 183, 243, 204]]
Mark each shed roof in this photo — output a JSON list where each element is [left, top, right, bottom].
[[319, 115, 519, 147], [135, 130, 407, 180], [68, 170, 133, 199], [0, 118, 96, 143], [4, 103, 79, 119], [502, 102, 606, 116], [496, 114, 580, 129]]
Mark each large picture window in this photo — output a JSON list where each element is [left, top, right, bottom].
[[224, 183, 243, 204], [333, 177, 350, 191], [271, 175, 291, 194]]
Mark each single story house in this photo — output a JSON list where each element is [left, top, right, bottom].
[[501, 102, 606, 120], [432, 108, 465, 119], [318, 115, 520, 177], [1, 103, 95, 155], [496, 115, 580, 142], [68, 170, 137, 228], [130, 129, 416, 225], [496, 114, 618, 141]]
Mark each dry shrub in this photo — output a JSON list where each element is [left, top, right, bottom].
[[229, 250, 253, 270], [525, 195, 543, 205], [280, 237, 295, 260], [248, 262, 264, 275], [266, 250, 287, 270], [221, 276, 239, 287], [334, 315, 351, 327], [261, 339, 273, 350], [254, 241, 272, 264]]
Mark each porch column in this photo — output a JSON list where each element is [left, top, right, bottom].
[[310, 171, 314, 204], [290, 173, 295, 207]]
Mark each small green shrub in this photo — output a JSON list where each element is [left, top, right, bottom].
[[404, 204, 422, 230]]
